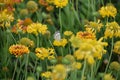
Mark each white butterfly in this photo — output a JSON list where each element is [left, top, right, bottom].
[[54, 31, 61, 41]]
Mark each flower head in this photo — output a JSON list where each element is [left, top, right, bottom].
[[9, 44, 29, 57], [76, 31, 96, 40], [104, 73, 115, 80], [85, 20, 103, 33], [19, 37, 34, 48], [64, 31, 73, 36], [54, 0, 68, 8], [20, 9, 28, 17], [26, 1, 38, 13], [35, 47, 55, 60], [74, 38, 107, 64], [52, 64, 67, 80], [41, 71, 52, 79], [0, 9, 14, 28], [35, 47, 49, 60], [39, 0, 48, 6], [104, 21, 120, 38], [110, 61, 120, 71], [99, 4, 117, 18], [113, 41, 120, 54], [53, 38, 67, 47], [27, 23, 48, 36]]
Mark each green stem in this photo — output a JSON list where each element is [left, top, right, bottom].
[[101, 0, 104, 6], [16, 58, 22, 80], [12, 58, 18, 80], [59, 8, 62, 34], [60, 47, 63, 56], [25, 54, 29, 80], [33, 36, 40, 73], [37, 36, 39, 47], [91, 65, 94, 80], [10, 32, 17, 43], [33, 59, 38, 73], [95, 60, 101, 75], [76, 0, 78, 14], [105, 37, 114, 73], [92, 0, 96, 21], [81, 60, 86, 80]]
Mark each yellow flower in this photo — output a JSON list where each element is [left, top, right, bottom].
[[64, 31, 73, 36], [41, 71, 52, 79], [53, 38, 67, 47], [104, 73, 115, 80], [74, 49, 84, 60], [35, 47, 55, 60], [52, 64, 67, 80], [35, 47, 49, 60], [48, 48, 55, 55], [74, 38, 107, 64], [27, 23, 48, 36], [54, 0, 68, 8], [61, 38, 68, 47], [9, 44, 29, 57], [104, 21, 120, 38], [113, 41, 120, 54], [76, 31, 96, 40], [99, 4, 117, 18], [72, 62, 82, 70], [85, 20, 103, 33], [87, 55, 95, 65], [0, 9, 14, 28], [69, 35, 81, 48]]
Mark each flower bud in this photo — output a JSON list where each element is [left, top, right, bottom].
[[62, 57, 70, 65], [36, 66, 42, 72], [50, 58, 57, 64], [26, 1, 38, 13]]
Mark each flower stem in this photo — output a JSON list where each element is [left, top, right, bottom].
[[105, 37, 114, 73], [59, 8, 62, 34], [25, 54, 29, 80], [12, 58, 18, 80], [81, 60, 86, 80]]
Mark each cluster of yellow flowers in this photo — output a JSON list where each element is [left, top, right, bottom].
[[0, 9, 14, 28], [99, 4, 117, 18], [70, 33, 107, 65], [27, 23, 48, 36], [9, 44, 29, 57], [41, 64, 67, 80], [104, 21, 120, 38], [53, 38, 68, 47], [41, 61, 82, 80], [35, 47, 55, 60]]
